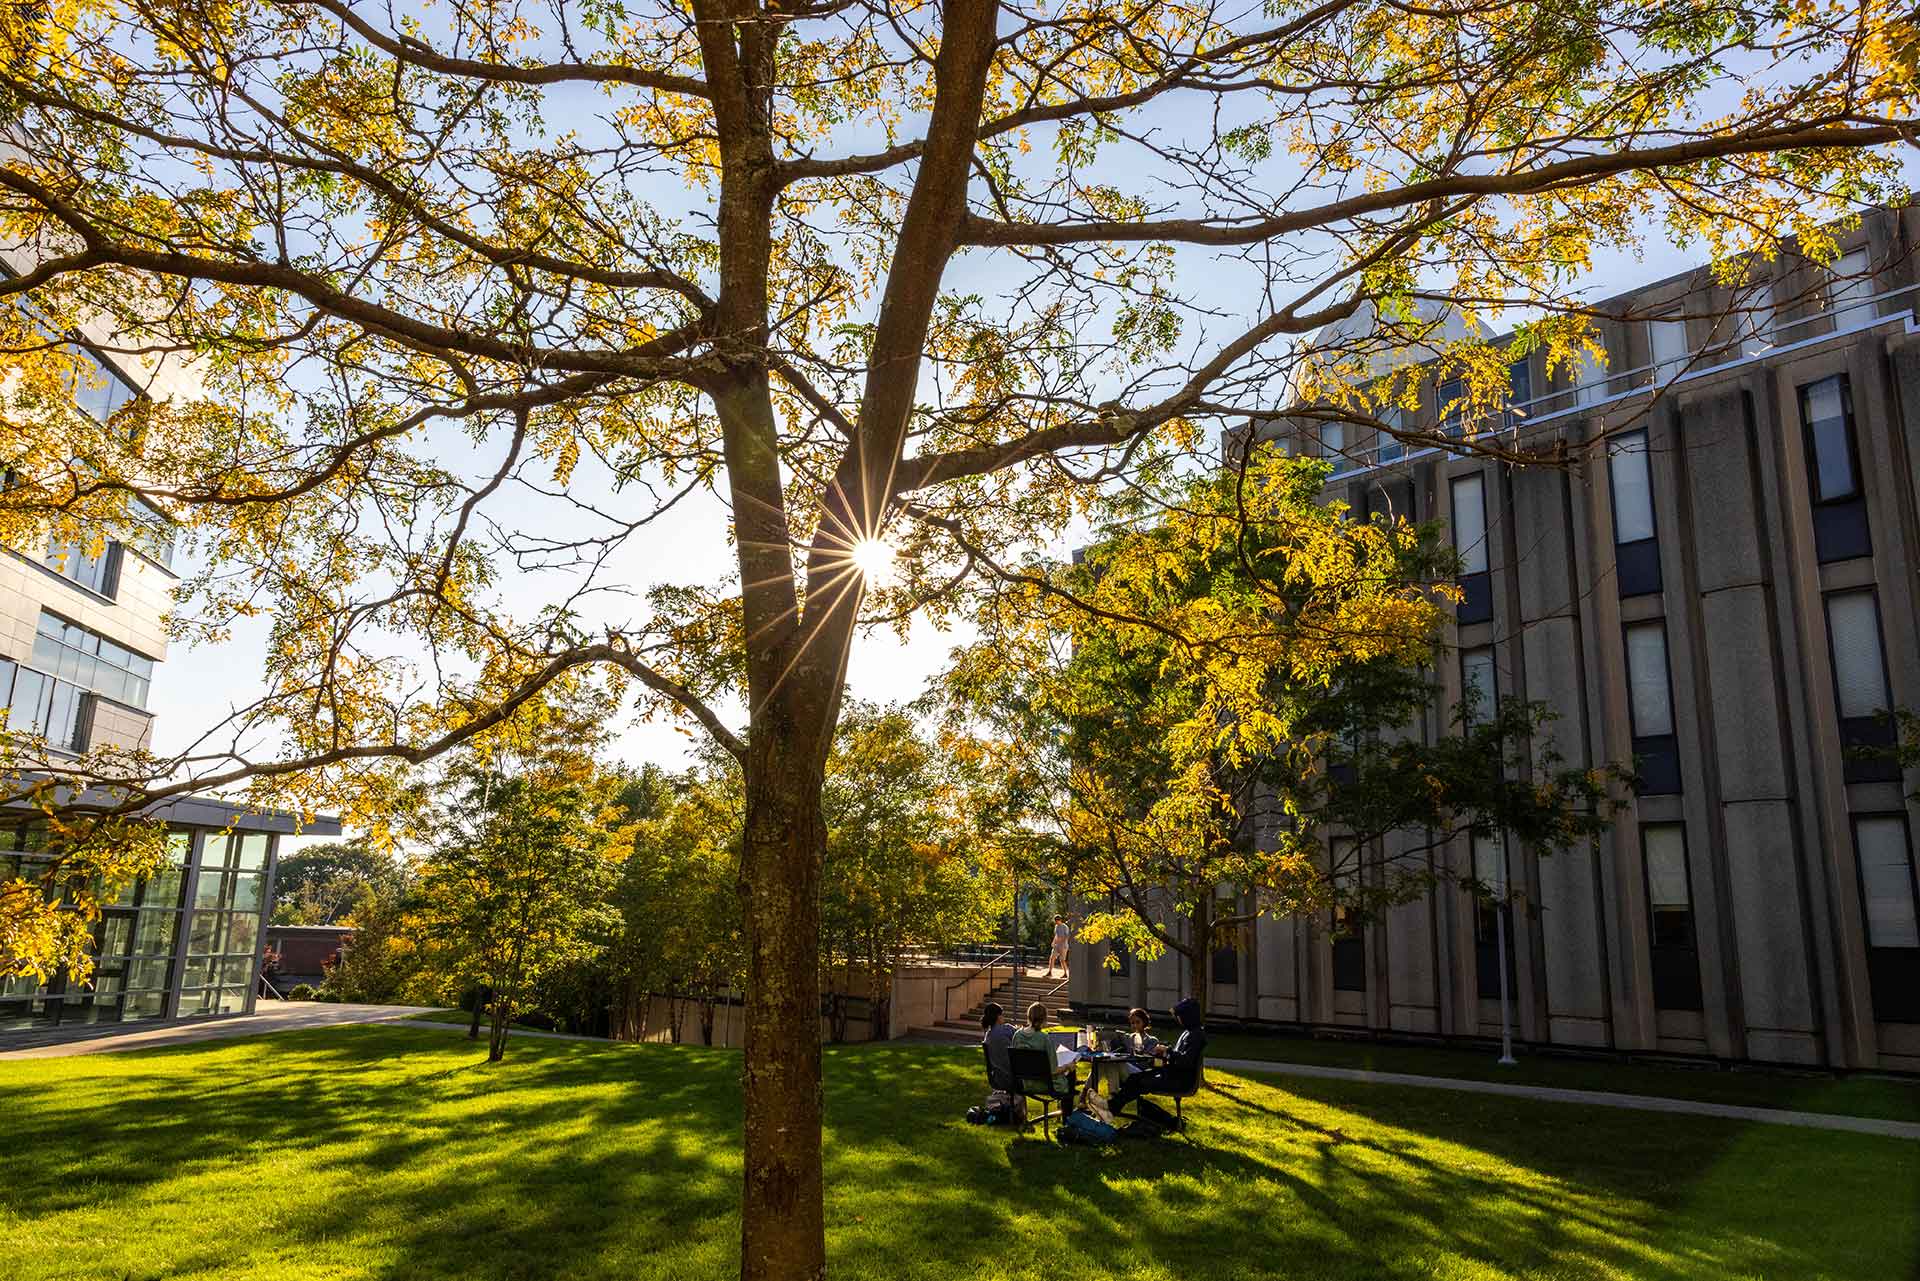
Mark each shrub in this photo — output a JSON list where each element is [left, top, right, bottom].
[[287, 983, 320, 1000]]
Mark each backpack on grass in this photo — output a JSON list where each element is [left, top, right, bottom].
[[1059, 1110, 1120, 1145]]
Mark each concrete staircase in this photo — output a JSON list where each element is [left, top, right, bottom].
[[908, 968, 1081, 1043]]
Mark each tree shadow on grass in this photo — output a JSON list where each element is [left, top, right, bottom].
[[823, 1044, 1920, 1281], [1, 1026, 751, 1279], [3, 1030, 1915, 1281]]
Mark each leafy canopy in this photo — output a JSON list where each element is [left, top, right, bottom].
[[948, 448, 1620, 976]]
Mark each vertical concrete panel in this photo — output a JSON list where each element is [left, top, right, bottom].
[[1722, 802, 1819, 1063], [1384, 886, 1437, 1033], [1511, 463, 1612, 1042], [1253, 912, 1299, 1022]]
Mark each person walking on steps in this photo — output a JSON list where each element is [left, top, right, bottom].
[[1048, 914, 1071, 976]]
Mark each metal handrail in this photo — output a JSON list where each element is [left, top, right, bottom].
[[942, 947, 1013, 1024]]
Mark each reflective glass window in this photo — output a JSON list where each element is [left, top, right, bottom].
[[1451, 474, 1488, 575], [1856, 817, 1919, 949], [1625, 623, 1674, 737], [1608, 432, 1656, 543], [1802, 377, 1859, 503], [1826, 591, 1890, 720]]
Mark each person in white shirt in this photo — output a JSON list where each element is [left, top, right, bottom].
[[1047, 914, 1071, 976]]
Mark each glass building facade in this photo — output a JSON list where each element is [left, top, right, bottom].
[[0, 820, 282, 1032]]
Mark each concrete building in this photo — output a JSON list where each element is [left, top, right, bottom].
[[0, 270, 338, 1034], [1070, 204, 1920, 1073]]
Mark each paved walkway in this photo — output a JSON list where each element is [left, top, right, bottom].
[[1207, 1055, 1920, 1141], [0, 999, 439, 1059]]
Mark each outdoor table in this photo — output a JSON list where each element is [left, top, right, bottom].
[[1075, 1050, 1157, 1099]]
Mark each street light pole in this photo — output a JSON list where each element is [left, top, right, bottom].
[[1495, 901, 1517, 1067], [1010, 880, 1021, 1014]]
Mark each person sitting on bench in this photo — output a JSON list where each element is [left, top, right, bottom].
[[1109, 997, 1206, 1117]]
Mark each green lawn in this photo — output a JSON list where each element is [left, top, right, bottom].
[[2, 1027, 1915, 1280], [1204, 1031, 1920, 1123]]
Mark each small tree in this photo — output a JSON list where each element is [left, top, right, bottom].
[[820, 703, 1001, 1038], [952, 450, 1622, 1011], [319, 870, 425, 1005], [607, 761, 744, 1045], [414, 690, 631, 1061]]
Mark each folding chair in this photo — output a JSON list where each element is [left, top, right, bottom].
[[1006, 1046, 1076, 1139]]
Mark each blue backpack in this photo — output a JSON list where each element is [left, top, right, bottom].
[[1060, 1110, 1120, 1145]]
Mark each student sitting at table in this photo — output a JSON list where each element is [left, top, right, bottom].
[[1109, 997, 1206, 1119], [1011, 1002, 1067, 1065], [1122, 1007, 1160, 1062], [1010, 1002, 1075, 1101], [1086, 1007, 1160, 1102]]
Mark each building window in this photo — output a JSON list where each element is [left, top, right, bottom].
[[180, 832, 270, 1019], [1329, 839, 1365, 992], [1210, 885, 1240, 985], [1461, 647, 1496, 725], [1210, 943, 1239, 986], [1829, 247, 1876, 329], [1824, 590, 1900, 783], [1799, 375, 1870, 563], [1351, 476, 1414, 525], [1451, 472, 1492, 624], [1642, 824, 1704, 1010], [1507, 357, 1533, 412], [1853, 815, 1920, 1022], [1573, 345, 1608, 408], [69, 346, 139, 423], [1437, 376, 1465, 439], [1648, 317, 1689, 385], [1607, 430, 1662, 598], [0, 661, 89, 752], [1322, 422, 1346, 463], [44, 535, 121, 598], [1624, 621, 1681, 794], [1376, 407, 1406, 463], [32, 612, 155, 709], [1472, 830, 1515, 1000], [0, 826, 189, 1030]]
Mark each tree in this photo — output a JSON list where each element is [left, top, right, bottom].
[[819, 702, 1001, 1038], [270, 841, 408, 925], [948, 450, 1621, 1011], [0, 1, 1911, 1272], [318, 862, 426, 1004], [613, 761, 746, 1046], [0, 810, 167, 985], [406, 683, 631, 1058]]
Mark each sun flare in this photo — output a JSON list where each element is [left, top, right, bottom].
[[849, 536, 897, 585]]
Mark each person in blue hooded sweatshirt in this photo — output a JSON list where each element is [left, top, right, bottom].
[[1108, 996, 1206, 1121]]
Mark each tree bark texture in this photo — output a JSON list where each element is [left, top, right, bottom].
[[738, 744, 829, 1281]]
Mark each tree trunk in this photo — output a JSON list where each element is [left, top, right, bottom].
[[468, 988, 483, 1040], [738, 746, 829, 1281], [488, 996, 510, 1063], [1187, 897, 1213, 1020]]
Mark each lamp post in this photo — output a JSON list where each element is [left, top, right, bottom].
[[1010, 880, 1021, 1013], [1495, 901, 1517, 1067]]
